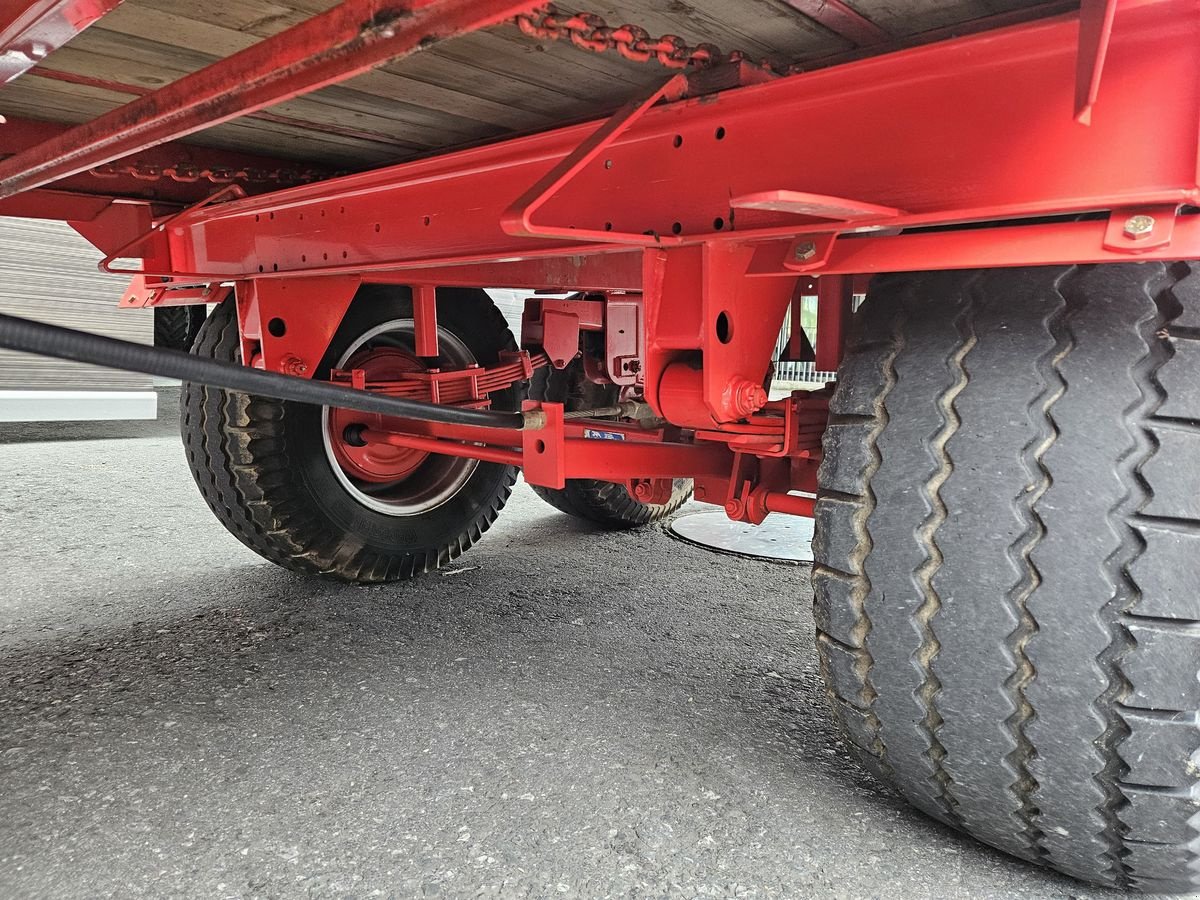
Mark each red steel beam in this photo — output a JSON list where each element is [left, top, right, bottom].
[[813, 213, 1200, 275], [0, 0, 122, 83], [141, 0, 1199, 281], [0, 0, 541, 200]]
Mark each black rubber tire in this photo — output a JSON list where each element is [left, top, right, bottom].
[[180, 286, 523, 583], [154, 305, 207, 351], [527, 359, 691, 527], [813, 262, 1200, 893]]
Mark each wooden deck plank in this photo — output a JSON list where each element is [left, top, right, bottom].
[[841, 0, 1041, 36], [0, 81, 399, 167], [59, 28, 506, 145], [103, 2, 563, 131], [32, 35, 522, 157], [1, 0, 1058, 171]]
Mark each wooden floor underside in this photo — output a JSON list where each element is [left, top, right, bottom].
[[0, 0, 1057, 170]]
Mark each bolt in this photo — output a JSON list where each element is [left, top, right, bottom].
[[281, 355, 308, 376], [633, 481, 652, 502], [725, 499, 744, 519], [729, 377, 768, 417], [794, 241, 817, 261], [1124, 214, 1156, 240]]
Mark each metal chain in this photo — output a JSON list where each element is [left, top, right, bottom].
[[89, 162, 326, 186], [516, 4, 748, 70], [83, 6, 764, 192]]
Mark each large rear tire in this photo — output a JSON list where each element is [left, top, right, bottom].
[[813, 263, 1200, 893], [180, 286, 523, 583]]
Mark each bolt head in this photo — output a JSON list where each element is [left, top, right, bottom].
[[1124, 214, 1156, 239], [794, 241, 817, 261], [281, 355, 308, 376], [730, 378, 768, 416]]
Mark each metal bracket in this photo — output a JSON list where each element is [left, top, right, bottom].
[[1075, 0, 1120, 124], [730, 190, 903, 221], [1102, 204, 1177, 252], [99, 182, 246, 275], [501, 73, 690, 246], [781, 233, 839, 272], [118, 276, 231, 309], [236, 275, 360, 377], [522, 400, 567, 488]]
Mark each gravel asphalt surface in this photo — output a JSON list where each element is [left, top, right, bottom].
[[0, 391, 1140, 899]]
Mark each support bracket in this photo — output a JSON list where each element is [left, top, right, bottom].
[[501, 73, 690, 247]]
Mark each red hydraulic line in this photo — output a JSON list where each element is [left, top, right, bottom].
[[358, 427, 522, 465], [0, 0, 123, 83], [0, 0, 541, 200]]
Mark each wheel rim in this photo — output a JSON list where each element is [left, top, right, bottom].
[[322, 318, 480, 517]]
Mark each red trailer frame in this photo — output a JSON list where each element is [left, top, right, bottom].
[[5, 4, 1200, 891], [0, 0, 1196, 524]]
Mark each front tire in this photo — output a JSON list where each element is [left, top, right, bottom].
[[181, 287, 523, 583], [814, 263, 1200, 892]]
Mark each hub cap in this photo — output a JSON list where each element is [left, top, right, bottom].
[[322, 318, 480, 516]]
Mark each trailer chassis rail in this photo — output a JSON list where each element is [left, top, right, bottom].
[[0, 0, 1196, 526]]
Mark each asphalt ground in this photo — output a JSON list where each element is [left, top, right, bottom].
[[0, 392, 1136, 899]]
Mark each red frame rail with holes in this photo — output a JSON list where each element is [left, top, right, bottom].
[[0, 0, 1196, 523]]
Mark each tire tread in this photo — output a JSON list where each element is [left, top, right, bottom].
[[814, 262, 1200, 892], [180, 292, 517, 583]]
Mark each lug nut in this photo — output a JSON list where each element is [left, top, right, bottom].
[[729, 377, 768, 417], [1124, 214, 1155, 239]]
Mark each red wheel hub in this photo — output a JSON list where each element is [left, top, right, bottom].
[[327, 346, 429, 483]]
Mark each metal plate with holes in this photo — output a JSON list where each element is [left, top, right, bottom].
[[668, 509, 813, 563]]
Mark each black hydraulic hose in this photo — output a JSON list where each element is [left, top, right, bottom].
[[0, 312, 526, 430]]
